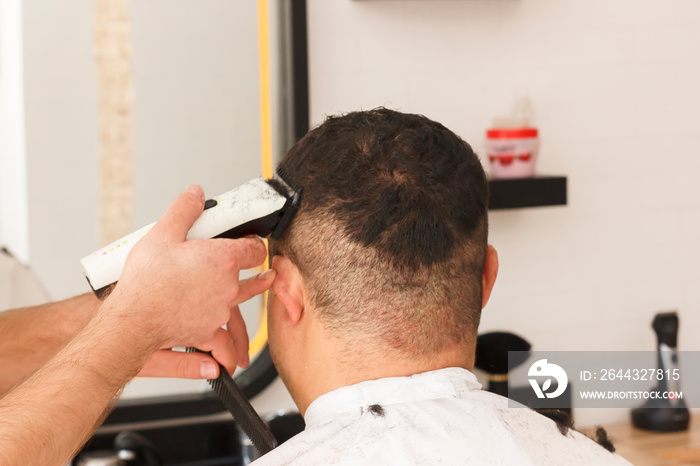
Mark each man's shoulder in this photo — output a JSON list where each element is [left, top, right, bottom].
[[253, 389, 632, 465], [459, 390, 632, 463]]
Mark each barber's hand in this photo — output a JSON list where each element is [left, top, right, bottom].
[[137, 272, 274, 378], [105, 185, 272, 369]]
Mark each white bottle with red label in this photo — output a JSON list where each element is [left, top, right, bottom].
[[486, 127, 539, 179]]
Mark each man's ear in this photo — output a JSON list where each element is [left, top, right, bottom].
[[482, 245, 499, 308], [270, 255, 305, 325]]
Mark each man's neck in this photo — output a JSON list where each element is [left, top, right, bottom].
[[287, 325, 475, 416]]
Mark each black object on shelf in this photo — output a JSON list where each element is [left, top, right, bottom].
[[475, 331, 531, 398], [488, 176, 567, 210]]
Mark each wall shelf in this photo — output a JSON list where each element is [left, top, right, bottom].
[[488, 176, 567, 210]]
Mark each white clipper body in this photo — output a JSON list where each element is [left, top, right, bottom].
[[81, 171, 300, 298]]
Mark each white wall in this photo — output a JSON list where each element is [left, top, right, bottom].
[[129, 0, 263, 227], [306, 0, 700, 426], [22, 0, 101, 299], [0, 0, 29, 264]]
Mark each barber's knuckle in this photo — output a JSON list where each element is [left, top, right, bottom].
[[240, 237, 260, 254], [212, 246, 236, 270], [216, 328, 231, 345], [222, 292, 237, 308], [252, 238, 267, 256], [225, 253, 241, 271], [215, 308, 230, 328]]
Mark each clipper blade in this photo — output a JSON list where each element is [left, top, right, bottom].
[[268, 168, 302, 240]]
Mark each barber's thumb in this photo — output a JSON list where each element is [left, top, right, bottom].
[[152, 185, 206, 241], [200, 358, 220, 379], [185, 185, 205, 202]]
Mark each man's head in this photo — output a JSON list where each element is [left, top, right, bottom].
[[267, 109, 497, 404]]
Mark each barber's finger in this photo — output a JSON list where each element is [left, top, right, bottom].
[[214, 236, 269, 271], [227, 305, 250, 368], [197, 327, 239, 375], [138, 349, 220, 379], [150, 185, 206, 242], [233, 269, 277, 306]]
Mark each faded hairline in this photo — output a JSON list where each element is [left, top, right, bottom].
[[272, 207, 488, 358]]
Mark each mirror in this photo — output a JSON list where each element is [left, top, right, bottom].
[[0, 0, 307, 402]]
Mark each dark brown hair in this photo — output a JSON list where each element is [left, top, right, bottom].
[[273, 108, 489, 357]]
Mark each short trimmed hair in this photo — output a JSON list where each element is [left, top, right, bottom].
[[273, 108, 489, 357]]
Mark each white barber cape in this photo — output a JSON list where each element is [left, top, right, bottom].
[[253, 367, 632, 465]]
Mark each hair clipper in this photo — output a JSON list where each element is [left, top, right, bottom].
[[81, 169, 301, 299], [631, 311, 690, 432]]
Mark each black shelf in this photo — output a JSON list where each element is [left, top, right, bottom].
[[488, 176, 567, 210]]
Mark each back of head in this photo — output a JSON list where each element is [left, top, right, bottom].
[[274, 108, 488, 358]]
